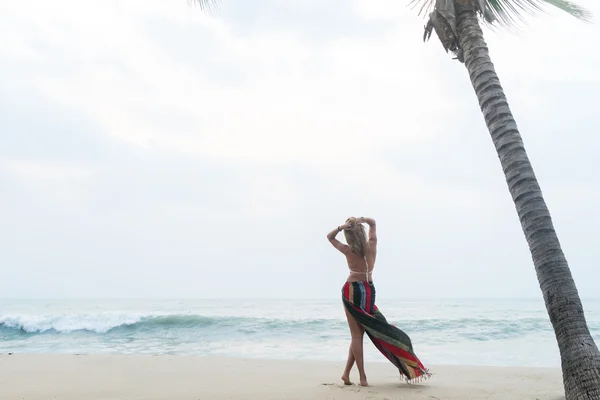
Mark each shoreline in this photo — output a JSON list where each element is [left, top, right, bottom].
[[0, 354, 565, 400], [0, 351, 563, 369]]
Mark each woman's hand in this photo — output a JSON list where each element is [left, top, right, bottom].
[[357, 217, 375, 226], [339, 222, 352, 231]]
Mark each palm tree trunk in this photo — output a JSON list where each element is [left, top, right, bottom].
[[454, 4, 600, 399]]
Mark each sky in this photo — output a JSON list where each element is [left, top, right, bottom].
[[1, 0, 599, 300]]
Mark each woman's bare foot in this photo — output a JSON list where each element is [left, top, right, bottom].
[[341, 375, 352, 385], [359, 377, 368, 386]]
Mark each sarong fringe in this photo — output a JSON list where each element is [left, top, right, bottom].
[[403, 369, 432, 384]]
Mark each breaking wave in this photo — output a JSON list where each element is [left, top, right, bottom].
[[0, 313, 562, 341]]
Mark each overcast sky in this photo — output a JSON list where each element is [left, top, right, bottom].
[[1, 0, 599, 300]]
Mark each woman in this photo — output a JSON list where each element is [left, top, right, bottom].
[[327, 217, 430, 386]]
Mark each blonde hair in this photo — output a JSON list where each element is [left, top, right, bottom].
[[343, 217, 368, 257]]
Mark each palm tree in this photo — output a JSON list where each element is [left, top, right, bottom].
[[415, 0, 599, 398], [192, 0, 599, 398]]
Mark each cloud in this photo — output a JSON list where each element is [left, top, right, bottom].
[[0, 0, 599, 299], [2, 0, 456, 169], [3, 159, 91, 181]]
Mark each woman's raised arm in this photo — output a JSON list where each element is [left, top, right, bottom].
[[327, 223, 351, 254]]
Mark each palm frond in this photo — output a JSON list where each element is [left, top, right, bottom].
[[408, 0, 592, 28], [485, 0, 592, 26], [408, 0, 437, 18], [190, 0, 220, 12]]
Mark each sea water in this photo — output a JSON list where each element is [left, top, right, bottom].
[[1, 298, 599, 368]]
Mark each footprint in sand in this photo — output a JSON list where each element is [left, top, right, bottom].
[[322, 383, 364, 392]]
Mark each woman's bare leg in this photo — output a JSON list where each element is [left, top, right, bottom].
[[341, 344, 354, 384], [343, 307, 368, 386]]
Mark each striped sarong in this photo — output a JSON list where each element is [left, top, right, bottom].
[[342, 281, 431, 382]]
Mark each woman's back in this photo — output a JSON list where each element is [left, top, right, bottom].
[[346, 241, 377, 282]]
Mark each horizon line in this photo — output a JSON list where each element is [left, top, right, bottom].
[[2, 296, 599, 301]]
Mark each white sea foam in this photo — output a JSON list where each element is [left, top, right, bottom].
[[0, 313, 151, 333]]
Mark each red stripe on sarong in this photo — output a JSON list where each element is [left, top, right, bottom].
[[371, 337, 396, 364], [379, 341, 427, 372], [382, 341, 421, 364]]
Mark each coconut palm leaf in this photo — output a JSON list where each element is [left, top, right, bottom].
[[486, 0, 592, 25], [409, 0, 592, 27], [190, 0, 220, 12]]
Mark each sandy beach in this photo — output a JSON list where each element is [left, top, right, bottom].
[[0, 354, 564, 400]]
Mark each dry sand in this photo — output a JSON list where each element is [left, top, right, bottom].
[[0, 354, 564, 400]]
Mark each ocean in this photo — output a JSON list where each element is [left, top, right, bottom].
[[1, 298, 599, 368]]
